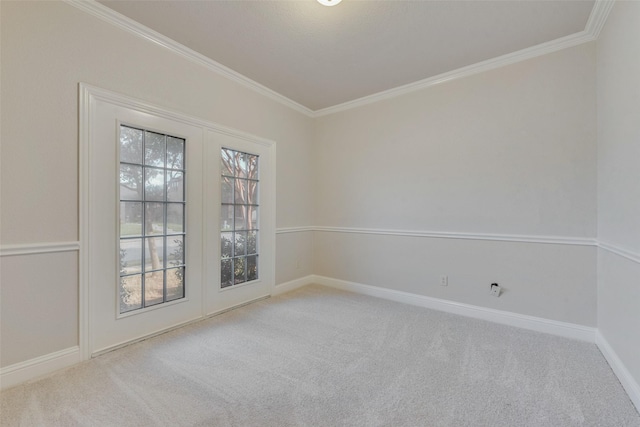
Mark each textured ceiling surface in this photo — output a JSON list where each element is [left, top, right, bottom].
[[99, 0, 595, 111]]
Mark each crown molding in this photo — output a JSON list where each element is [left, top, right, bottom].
[[63, 0, 314, 118], [65, 0, 614, 118], [585, 0, 616, 39], [313, 0, 615, 117], [79, 83, 276, 148], [313, 32, 589, 117]]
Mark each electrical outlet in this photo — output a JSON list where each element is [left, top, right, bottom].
[[490, 283, 501, 297], [295, 259, 301, 270], [440, 275, 448, 286]]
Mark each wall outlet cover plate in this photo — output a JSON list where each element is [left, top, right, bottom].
[[490, 283, 501, 297]]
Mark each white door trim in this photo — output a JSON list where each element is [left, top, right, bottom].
[[79, 83, 276, 360]]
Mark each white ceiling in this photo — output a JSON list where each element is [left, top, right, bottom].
[[98, 0, 596, 111]]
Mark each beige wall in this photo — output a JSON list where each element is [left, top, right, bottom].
[[313, 43, 598, 325], [596, 0, 640, 395], [315, 232, 596, 325], [0, 252, 78, 366], [0, 1, 314, 367], [3, 1, 635, 389], [314, 44, 597, 236]]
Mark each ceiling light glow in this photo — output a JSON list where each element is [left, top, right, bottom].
[[317, 0, 342, 6]]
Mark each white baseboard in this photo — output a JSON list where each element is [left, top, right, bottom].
[[596, 331, 640, 412], [273, 275, 315, 296], [311, 275, 596, 343], [0, 346, 81, 390], [1, 276, 314, 390], [0, 278, 612, 393]]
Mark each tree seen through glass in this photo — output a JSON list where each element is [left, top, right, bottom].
[[221, 148, 259, 288], [119, 125, 186, 313]]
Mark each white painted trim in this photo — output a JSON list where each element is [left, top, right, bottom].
[[0, 227, 598, 260], [63, 0, 314, 117], [79, 84, 275, 148], [596, 331, 640, 412], [314, 29, 598, 116], [313, 226, 596, 246], [312, 275, 596, 342], [274, 225, 596, 246], [79, 83, 278, 361], [585, 0, 616, 39], [0, 275, 599, 390], [64, 0, 614, 117], [93, 296, 271, 358], [598, 241, 640, 265], [276, 226, 315, 234], [273, 275, 315, 296], [0, 241, 80, 257], [313, 0, 614, 116], [204, 295, 271, 319], [0, 347, 81, 390], [79, 82, 91, 361], [90, 316, 202, 357]]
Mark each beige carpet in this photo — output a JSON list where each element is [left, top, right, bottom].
[[2, 284, 639, 426]]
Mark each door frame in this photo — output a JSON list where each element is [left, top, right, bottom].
[[79, 83, 276, 359]]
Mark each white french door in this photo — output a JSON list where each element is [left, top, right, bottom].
[[83, 85, 275, 357], [86, 93, 204, 355]]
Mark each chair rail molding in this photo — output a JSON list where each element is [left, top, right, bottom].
[[285, 225, 597, 246], [598, 241, 640, 264], [0, 241, 81, 257], [276, 227, 315, 234]]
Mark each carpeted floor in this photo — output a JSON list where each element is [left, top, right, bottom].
[[1, 284, 639, 426]]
